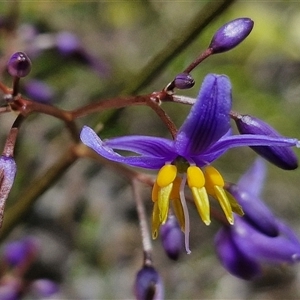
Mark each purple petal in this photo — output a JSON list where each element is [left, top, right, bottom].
[[227, 184, 278, 237], [237, 158, 266, 197], [215, 227, 261, 280], [80, 126, 174, 169], [175, 74, 232, 156], [231, 217, 300, 264], [207, 134, 299, 156], [106, 135, 175, 158]]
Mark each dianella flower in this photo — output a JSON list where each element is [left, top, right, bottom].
[[215, 159, 300, 280], [80, 74, 299, 253]]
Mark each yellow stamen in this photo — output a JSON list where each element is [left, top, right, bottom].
[[156, 164, 177, 187], [158, 184, 173, 223], [187, 165, 205, 188], [214, 185, 234, 224], [225, 190, 244, 216], [187, 166, 210, 225], [170, 177, 185, 231], [190, 187, 211, 225], [204, 165, 225, 195], [152, 201, 161, 239], [151, 181, 159, 202]]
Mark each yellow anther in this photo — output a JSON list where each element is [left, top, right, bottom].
[[158, 184, 173, 223], [214, 185, 234, 225], [171, 197, 185, 231], [187, 166, 205, 188], [151, 182, 159, 202], [225, 190, 244, 216], [152, 201, 161, 239], [204, 165, 225, 195], [190, 186, 211, 225], [156, 164, 177, 187]]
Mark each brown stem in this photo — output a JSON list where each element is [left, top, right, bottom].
[[2, 115, 24, 157], [71, 95, 149, 119], [132, 179, 153, 266], [10, 97, 80, 142], [183, 48, 213, 74]]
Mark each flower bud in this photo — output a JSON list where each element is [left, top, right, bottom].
[[215, 227, 261, 280], [0, 155, 17, 227], [7, 52, 32, 78], [134, 265, 164, 300], [234, 114, 298, 170], [174, 73, 195, 89], [209, 18, 254, 54], [160, 215, 183, 260]]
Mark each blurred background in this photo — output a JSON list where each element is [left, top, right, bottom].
[[1, 1, 300, 299]]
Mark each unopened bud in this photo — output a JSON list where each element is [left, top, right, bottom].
[[134, 265, 164, 300], [160, 215, 183, 260], [174, 73, 195, 89], [209, 18, 254, 54], [235, 114, 298, 170], [7, 52, 32, 78]]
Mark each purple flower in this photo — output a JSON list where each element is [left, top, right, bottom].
[[209, 18, 254, 54], [215, 159, 300, 279], [134, 265, 164, 300], [0, 155, 17, 227], [80, 74, 299, 253]]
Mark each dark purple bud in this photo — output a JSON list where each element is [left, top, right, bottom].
[[30, 279, 59, 297], [0, 155, 17, 227], [56, 31, 80, 55], [23, 80, 55, 104], [7, 52, 32, 78], [227, 184, 278, 237], [209, 18, 254, 54], [134, 265, 164, 300], [174, 73, 195, 89], [160, 215, 183, 260], [215, 227, 261, 280], [3, 236, 39, 267], [235, 114, 298, 170]]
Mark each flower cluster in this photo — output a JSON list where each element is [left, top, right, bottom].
[[80, 73, 299, 254]]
